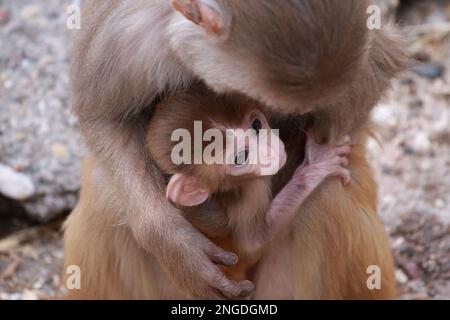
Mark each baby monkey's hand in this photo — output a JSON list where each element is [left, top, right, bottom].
[[300, 131, 352, 187], [241, 132, 352, 254]]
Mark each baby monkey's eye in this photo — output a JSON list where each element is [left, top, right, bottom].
[[252, 118, 262, 135], [234, 149, 249, 166]]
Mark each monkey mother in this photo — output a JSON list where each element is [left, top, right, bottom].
[[62, 0, 407, 299]]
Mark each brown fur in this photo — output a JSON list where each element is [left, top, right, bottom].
[[63, 124, 396, 299], [146, 86, 273, 276], [146, 84, 266, 188], [66, 0, 406, 299]]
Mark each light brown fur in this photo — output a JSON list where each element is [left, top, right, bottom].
[[63, 124, 396, 299], [144, 85, 353, 280], [66, 0, 406, 299]]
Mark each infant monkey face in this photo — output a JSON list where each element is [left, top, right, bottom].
[[225, 110, 287, 177]]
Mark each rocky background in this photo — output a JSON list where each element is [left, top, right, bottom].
[[0, 0, 449, 299]]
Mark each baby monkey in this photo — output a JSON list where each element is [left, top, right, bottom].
[[147, 85, 351, 263]]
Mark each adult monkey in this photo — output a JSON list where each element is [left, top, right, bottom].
[[65, 0, 407, 299]]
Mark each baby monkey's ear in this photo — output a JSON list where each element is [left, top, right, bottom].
[[171, 0, 229, 36], [166, 173, 210, 207]]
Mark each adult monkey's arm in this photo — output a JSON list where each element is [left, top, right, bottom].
[[71, 0, 254, 299]]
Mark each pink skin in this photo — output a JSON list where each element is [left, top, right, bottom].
[[167, 112, 288, 206], [226, 128, 287, 177], [242, 131, 352, 253]]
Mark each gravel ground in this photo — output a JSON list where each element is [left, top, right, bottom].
[[0, 0, 449, 300], [0, 0, 82, 221], [369, 0, 450, 299]]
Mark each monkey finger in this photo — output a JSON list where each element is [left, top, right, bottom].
[[214, 274, 255, 299], [336, 135, 352, 146], [236, 280, 256, 300], [208, 247, 239, 266], [226, 280, 255, 299], [334, 145, 351, 156], [339, 157, 349, 167], [336, 168, 351, 185]]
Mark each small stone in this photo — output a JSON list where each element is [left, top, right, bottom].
[[434, 198, 445, 209], [372, 104, 397, 127], [415, 245, 425, 253], [4, 79, 13, 89], [392, 237, 405, 249], [412, 62, 446, 80], [33, 278, 45, 290], [366, 138, 381, 153], [20, 5, 40, 20], [52, 143, 68, 159], [419, 159, 432, 171], [401, 261, 422, 280], [22, 289, 39, 301], [44, 256, 52, 264], [408, 132, 432, 155], [395, 269, 408, 284], [0, 164, 36, 200], [423, 260, 437, 274]]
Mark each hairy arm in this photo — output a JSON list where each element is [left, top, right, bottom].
[[71, 0, 253, 299], [241, 133, 351, 253]]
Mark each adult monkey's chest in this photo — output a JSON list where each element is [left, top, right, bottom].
[[270, 114, 309, 196]]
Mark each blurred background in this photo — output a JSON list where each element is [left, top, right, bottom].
[[0, 0, 449, 300]]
